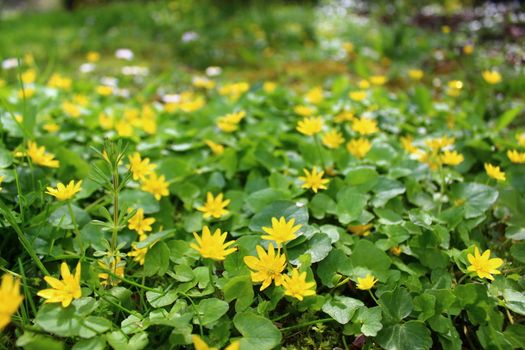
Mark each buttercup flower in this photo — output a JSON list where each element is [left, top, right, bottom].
[[299, 167, 330, 193], [348, 223, 373, 237], [98, 256, 125, 287], [322, 130, 344, 149], [46, 180, 82, 201], [334, 111, 354, 123], [425, 136, 455, 151], [128, 208, 155, 237], [263, 81, 277, 93], [190, 226, 236, 261], [447, 80, 463, 97], [205, 140, 224, 155], [482, 70, 502, 85], [27, 141, 60, 168], [349, 90, 367, 102], [129, 152, 157, 181], [408, 69, 424, 80], [141, 173, 169, 200], [463, 44, 474, 55], [86, 51, 100, 62], [244, 243, 286, 290], [262, 217, 302, 245], [197, 192, 230, 219], [352, 117, 378, 135], [484, 163, 506, 182], [128, 236, 149, 266], [358, 80, 370, 89], [400, 136, 419, 154], [296, 117, 323, 136], [192, 335, 240, 350], [507, 150, 525, 164], [440, 150, 464, 166], [347, 138, 372, 159], [0, 176, 3, 191], [467, 247, 503, 280], [0, 274, 23, 330], [370, 75, 387, 86], [282, 268, 316, 301], [37, 262, 81, 308], [517, 134, 525, 147], [294, 105, 315, 117], [356, 274, 378, 290], [305, 86, 324, 104]]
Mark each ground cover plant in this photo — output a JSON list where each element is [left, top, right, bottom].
[[1, 0, 525, 349]]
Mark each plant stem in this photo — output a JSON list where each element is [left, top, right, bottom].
[[314, 134, 326, 169], [281, 318, 333, 332], [67, 200, 83, 253], [368, 290, 379, 305]]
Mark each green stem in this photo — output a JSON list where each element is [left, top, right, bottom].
[[67, 200, 84, 253], [314, 134, 326, 169], [368, 290, 379, 305], [281, 317, 333, 332]]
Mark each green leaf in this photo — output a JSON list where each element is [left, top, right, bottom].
[[245, 188, 290, 212], [197, 298, 229, 326], [223, 275, 254, 312], [72, 337, 106, 350], [376, 321, 432, 350], [249, 200, 308, 233], [378, 287, 413, 323], [233, 311, 282, 350], [16, 331, 65, 350], [48, 205, 90, 230], [143, 241, 170, 277], [495, 105, 523, 131], [503, 289, 525, 316], [146, 289, 178, 308], [120, 190, 159, 214], [0, 148, 13, 168], [106, 331, 149, 350], [335, 187, 368, 224], [322, 295, 364, 324], [287, 232, 332, 264], [450, 183, 498, 219], [349, 239, 391, 274]]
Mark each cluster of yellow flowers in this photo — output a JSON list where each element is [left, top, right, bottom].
[[128, 152, 170, 200], [216, 111, 246, 132], [165, 91, 206, 113], [401, 136, 464, 170], [218, 82, 249, 101]]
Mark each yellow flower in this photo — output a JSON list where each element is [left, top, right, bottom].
[[446, 80, 463, 97], [507, 150, 525, 164], [334, 111, 354, 123], [128, 152, 157, 181], [358, 80, 370, 89], [115, 120, 134, 137], [299, 167, 329, 193], [62, 101, 81, 118], [141, 173, 170, 200], [305, 86, 324, 104], [190, 226, 236, 261], [347, 223, 373, 237], [322, 130, 344, 149], [192, 76, 215, 90], [37, 262, 81, 308], [21, 69, 36, 84], [467, 247, 503, 280], [441, 25, 451, 34], [98, 256, 125, 287], [349, 90, 367, 102], [343, 42, 354, 54], [218, 82, 250, 100], [43, 122, 60, 133], [99, 113, 114, 129], [0, 176, 3, 191], [282, 268, 316, 301], [27, 141, 59, 168], [352, 117, 378, 135], [294, 105, 315, 117], [296, 117, 323, 136], [370, 75, 387, 86], [205, 140, 225, 155], [244, 243, 286, 290], [96, 85, 113, 96], [18, 88, 34, 99], [517, 133, 525, 147], [0, 274, 23, 331], [263, 81, 277, 93], [217, 111, 246, 133], [400, 136, 419, 154], [346, 138, 372, 159], [425, 136, 455, 151], [86, 51, 100, 62], [46, 180, 82, 201], [390, 246, 402, 256], [408, 69, 424, 80], [463, 44, 474, 55], [128, 208, 155, 237], [482, 70, 502, 85], [262, 216, 301, 245], [440, 150, 464, 166], [128, 236, 149, 266], [197, 192, 230, 219], [192, 335, 240, 350], [356, 274, 378, 290], [484, 163, 506, 182], [48, 74, 72, 90]]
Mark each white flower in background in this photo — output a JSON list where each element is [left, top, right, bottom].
[[122, 66, 149, 76], [115, 49, 134, 60], [162, 94, 181, 103], [79, 63, 95, 73], [101, 77, 119, 87], [206, 66, 222, 76], [181, 31, 199, 43], [2, 58, 18, 70]]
